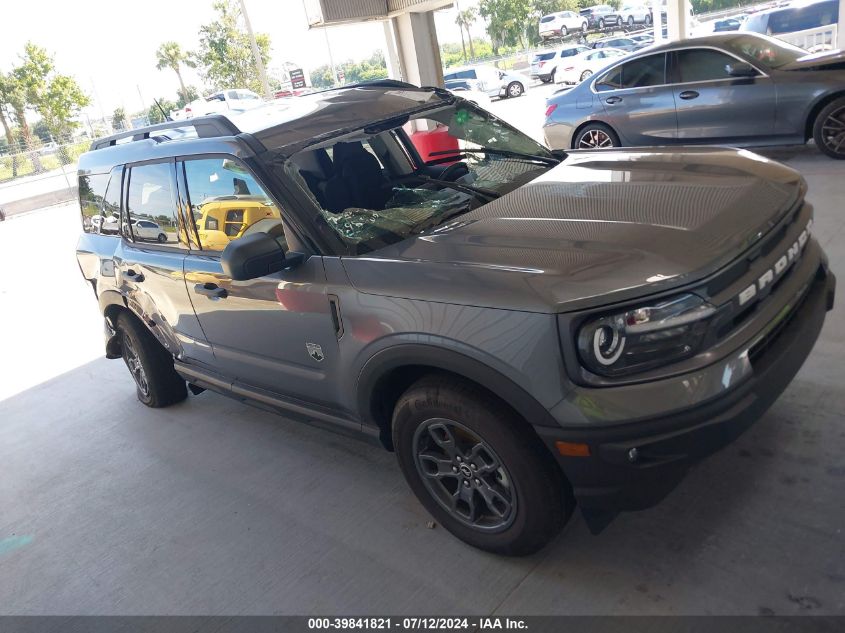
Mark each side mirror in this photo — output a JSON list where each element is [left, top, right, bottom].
[[726, 62, 757, 77], [221, 232, 301, 280]]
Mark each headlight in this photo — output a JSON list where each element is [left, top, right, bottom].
[[577, 294, 716, 377]]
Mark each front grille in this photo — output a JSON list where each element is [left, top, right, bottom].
[[747, 281, 812, 367]]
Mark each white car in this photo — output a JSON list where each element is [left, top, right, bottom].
[[443, 66, 528, 99], [554, 47, 628, 84], [539, 11, 589, 40], [606, 4, 653, 28], [444, 81, 492, 107], [184, 89, 264, 118], [128, 219, 168, 242], [530, 45, 592, 83]]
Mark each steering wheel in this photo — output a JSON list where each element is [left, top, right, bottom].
[[439, 161, 469, 182]]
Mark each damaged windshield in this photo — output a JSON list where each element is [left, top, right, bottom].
[[278, 100, 558, 254]]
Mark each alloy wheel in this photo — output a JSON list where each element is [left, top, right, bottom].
[[413, 418, 517, 532], [820, 106, 845, 156], [122, 334, 150, 397], [508, 82, 523, 97], [578, 128, 615, 148]]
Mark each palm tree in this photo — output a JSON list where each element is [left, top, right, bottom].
[[455, 8, 477, 60], [155, 42, 195, 102]]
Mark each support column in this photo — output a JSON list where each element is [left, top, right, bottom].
[[383, 20, 403, 80], [652, 0, 663, 42], [390, 10, 445, 88], [665, 0, 690, 41]]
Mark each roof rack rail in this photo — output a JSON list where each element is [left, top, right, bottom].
[[89, 114, 242, 151]]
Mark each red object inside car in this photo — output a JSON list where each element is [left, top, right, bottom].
[[410, 127, 461, 163]]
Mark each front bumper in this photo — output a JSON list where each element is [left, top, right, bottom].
[[537, 264, 835, 513]]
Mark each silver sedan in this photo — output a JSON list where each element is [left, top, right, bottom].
[[543, 32, 845, 159]]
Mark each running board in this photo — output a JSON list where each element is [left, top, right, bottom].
[[174, 361, 381, 446]]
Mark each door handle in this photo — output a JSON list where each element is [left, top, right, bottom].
[[605, 96, 623, 104], [194, 282, 228, 299], [679, 90, 699, 100], [124, 269, 144, 283]]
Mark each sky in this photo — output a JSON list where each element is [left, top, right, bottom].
[[1, 0, 485, 121]]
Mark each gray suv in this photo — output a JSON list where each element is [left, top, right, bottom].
[[76, 80, 835, 555]]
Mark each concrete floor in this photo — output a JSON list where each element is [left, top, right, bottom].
[[1, 103, 843, 614]]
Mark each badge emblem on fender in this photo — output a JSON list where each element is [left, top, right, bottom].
[[306, 343, 324, 362]]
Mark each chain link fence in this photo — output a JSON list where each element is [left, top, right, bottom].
[[0, 135, 94, 220]]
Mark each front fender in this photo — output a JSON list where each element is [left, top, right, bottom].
[[355, 341, 561, 433]]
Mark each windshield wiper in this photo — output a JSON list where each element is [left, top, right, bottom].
[[411, 202, 474, 235], [429, 147, 560, 166], [412, 174, 500, 202]]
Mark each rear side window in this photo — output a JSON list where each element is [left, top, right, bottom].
[[126, 162, 187, 248], [541, 15, 555, 22], [597, 53, 666, 90], [536, 52, 556, 61], [78, 172, 110, 234]]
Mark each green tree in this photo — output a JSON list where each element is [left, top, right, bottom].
[[10, 43, 89, 145], [479, 0, 533, 51], [176, 85, 199, 108], [0, 74, 21, 176], [309, 50, 387, 89], [455, 7, 478, 60], [148, 97, 178, 124], [112, 107, 127, 131], [155, 41, 196, 102], [194, 0, 271, 93], [38, 74, 89, 140]]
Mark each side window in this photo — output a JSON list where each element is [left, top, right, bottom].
[[227, 90, 239, 100], [618, 54, 665, 89], [182, 157, 286, 252], [78, 172, 110, 234], [596, 66, 623, 91], [677, 49, 744, 83], [126, 162, 186, 248]]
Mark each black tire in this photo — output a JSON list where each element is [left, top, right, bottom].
[[549, 68, 556, 84], [579, 69, 593, 82], [617, 16, 623, 26], [813, 96, 845, 159], [116, 312, 187, 408], [581, 21, 588, 33], [157, 233, 167, 242], [645, 14, 652, 25], [598, 17, 605, 29], [627, 16, 634, 27], [392, 375, 572, 555], [573, 122, 620, 149], [561, 26, 568, 37], [506, 81, 524, 98]]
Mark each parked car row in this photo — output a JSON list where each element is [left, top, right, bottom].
[[531, 32, 656, 85], [542, 32, 845, 160]]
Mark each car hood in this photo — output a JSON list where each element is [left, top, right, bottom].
[[780, 49, 845, 70], [341, 148, 805, 313]]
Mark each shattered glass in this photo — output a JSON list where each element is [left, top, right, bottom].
[[322, 187, 468, 243]]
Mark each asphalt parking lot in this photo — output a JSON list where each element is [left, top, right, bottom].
[[1, 90, 843, 615]]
